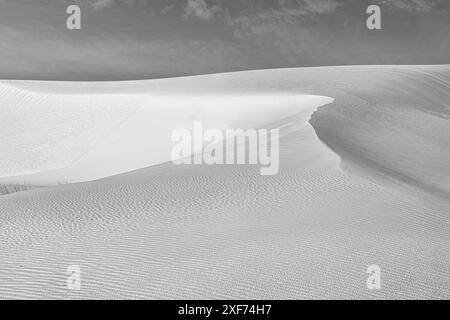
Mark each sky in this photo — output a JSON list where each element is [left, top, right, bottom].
[[0, 0, 449, 80]]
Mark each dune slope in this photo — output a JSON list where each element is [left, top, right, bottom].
[[0, 66, 449, 299], [0, 80, 332, 185]]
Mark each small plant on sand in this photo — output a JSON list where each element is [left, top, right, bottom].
[[0, 183, 34, 196]]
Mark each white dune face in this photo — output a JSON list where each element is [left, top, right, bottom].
[[0, 80, 333, 184], [0, 66, 449, 299], [0, 83, 142, 179]]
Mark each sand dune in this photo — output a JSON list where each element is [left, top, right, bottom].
[[0, 80, 332, 185], [0, 66, 449, 299]]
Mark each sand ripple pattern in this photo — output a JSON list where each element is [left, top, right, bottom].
[[0, 66, 449, 299]]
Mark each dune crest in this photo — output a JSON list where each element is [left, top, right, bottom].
[[0, 80, 334, 185]]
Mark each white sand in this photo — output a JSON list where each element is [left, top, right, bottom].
[[0, 65, 449, 299], [0, 82, 332, 184]]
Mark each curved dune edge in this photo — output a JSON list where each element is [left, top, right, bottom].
[[4, 65, 448, 197], [0, 79, 336, 186], [308, 65, 450, 199]]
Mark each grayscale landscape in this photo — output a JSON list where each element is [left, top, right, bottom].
[[1, 0, 449, 301]]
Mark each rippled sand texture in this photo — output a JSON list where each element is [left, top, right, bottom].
[[0, 66, 449, 299]]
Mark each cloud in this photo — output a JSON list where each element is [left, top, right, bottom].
[[225, 0, 341, 38], [162, 4, 175, 15], [183, 0, 221, 21], [86, 0, 148, 10], [302, 0, 341, 14], [89, 0, 114, 9], [379, 0, 441, 12], [276, 0, 341, 17]]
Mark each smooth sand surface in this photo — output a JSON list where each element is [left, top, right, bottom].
[[0, 81, 332, 184], [0, 65, 449, 299]]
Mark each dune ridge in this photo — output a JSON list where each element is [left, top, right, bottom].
[[0, 80, 333, 185]]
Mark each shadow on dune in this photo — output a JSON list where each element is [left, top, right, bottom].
[[307, 66, 450, 200]]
